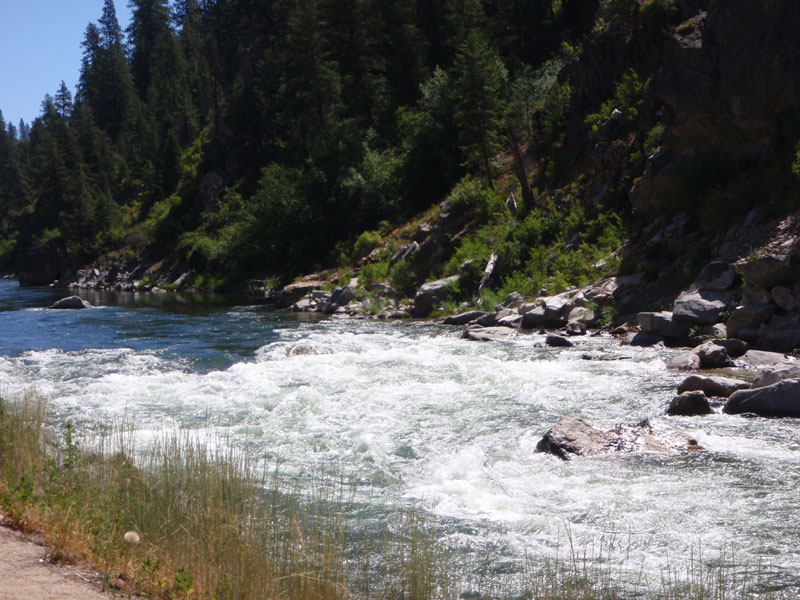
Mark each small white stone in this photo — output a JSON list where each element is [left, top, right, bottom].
[[123, 531, 141, 545]]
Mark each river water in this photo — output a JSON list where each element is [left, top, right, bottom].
[[0, 279, 798, 595]]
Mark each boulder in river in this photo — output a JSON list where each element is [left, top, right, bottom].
[[536, 416, 699, 460], [751, 364, 800, 388], [443, 310, 485, 326], [462, 326, 517, 342], [666, 391, 714, 416], [692, 341, 732, 369], [666, 352, 701, 371], [724, 380, 800, 418], [637, 311, 690, 339], [546, 334, 573, 348], [677, 374, 749, 397], [49, 296, 92, 309]]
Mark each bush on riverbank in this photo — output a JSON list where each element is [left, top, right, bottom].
[[0, 393, 784, 599]]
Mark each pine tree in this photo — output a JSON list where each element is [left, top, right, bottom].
[[453, 32, 506, 189], [278, 0, 342, 160], [79, 2, 134, 141], [54, 81, 73, 119]]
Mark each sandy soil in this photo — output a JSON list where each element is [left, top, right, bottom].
[[0, 522, 128, 600]]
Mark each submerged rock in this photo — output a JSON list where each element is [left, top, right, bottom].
[[49, 296, 92, 309], [536, 416, 699, 460]]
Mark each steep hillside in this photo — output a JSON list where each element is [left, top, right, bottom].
[[3, 0, 800, 344]]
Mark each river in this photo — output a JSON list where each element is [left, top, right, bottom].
[[0, 279, 798, 595]]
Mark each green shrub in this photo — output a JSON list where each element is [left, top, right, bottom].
[[359, 260, 390, 287], [353, 230, 382, 260], [390, 260, 417, 298], [644, 124, 667, 155], [585, 70, 648, 137]]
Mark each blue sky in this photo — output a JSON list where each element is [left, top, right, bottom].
[[0, 1, 132, 128]]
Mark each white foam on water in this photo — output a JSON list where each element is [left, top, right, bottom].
[[2, 316, 799, 586]]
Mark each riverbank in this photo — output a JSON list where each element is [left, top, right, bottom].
[[0, 519, 131, 600]]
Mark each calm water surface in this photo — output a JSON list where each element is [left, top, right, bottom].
[[1, 279, 798, 594]]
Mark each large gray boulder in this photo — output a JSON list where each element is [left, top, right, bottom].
[[462, 326, 517, 342], [543, 292, 576, 327], [736, 349, 794, 370], [667, 391, 714, 416], [724, 379, 800, 417], [673, 289, 731, 325], [49, 296, 92, 309], [712, 338, 748, 358], [546, 335, 574, 348], [637, 311, 690, 338], [443, 311, 485, 326], [536, 416, 699, 460], [726, 304, 775, 341], [521, 306, 547, 330], [755, 313, 800, 353], [322, 285, 356, 314], [770, 284, 800, 313], [693, 260, 736, 291], [277, 280, 326, 308], [666, 352, 701, 371], [677, 374, 749, 397], [751, 364, 800, 388], [736, 256, 799, 290], [412, 275, 459, 317], [495, 292, 524, 311], [692, 341, 732, 369]]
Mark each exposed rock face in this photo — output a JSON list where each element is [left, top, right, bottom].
[[412, 275, 459, 317], [634, 1, 800, 217], [677, 374, 748, 398], [725, 380, 800, 418], [536, 416, 699, 460], [667, 391, 713, 416], [49, 296, 92, 309]]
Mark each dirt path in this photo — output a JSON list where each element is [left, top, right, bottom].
[[0, 524, 124, 600]]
